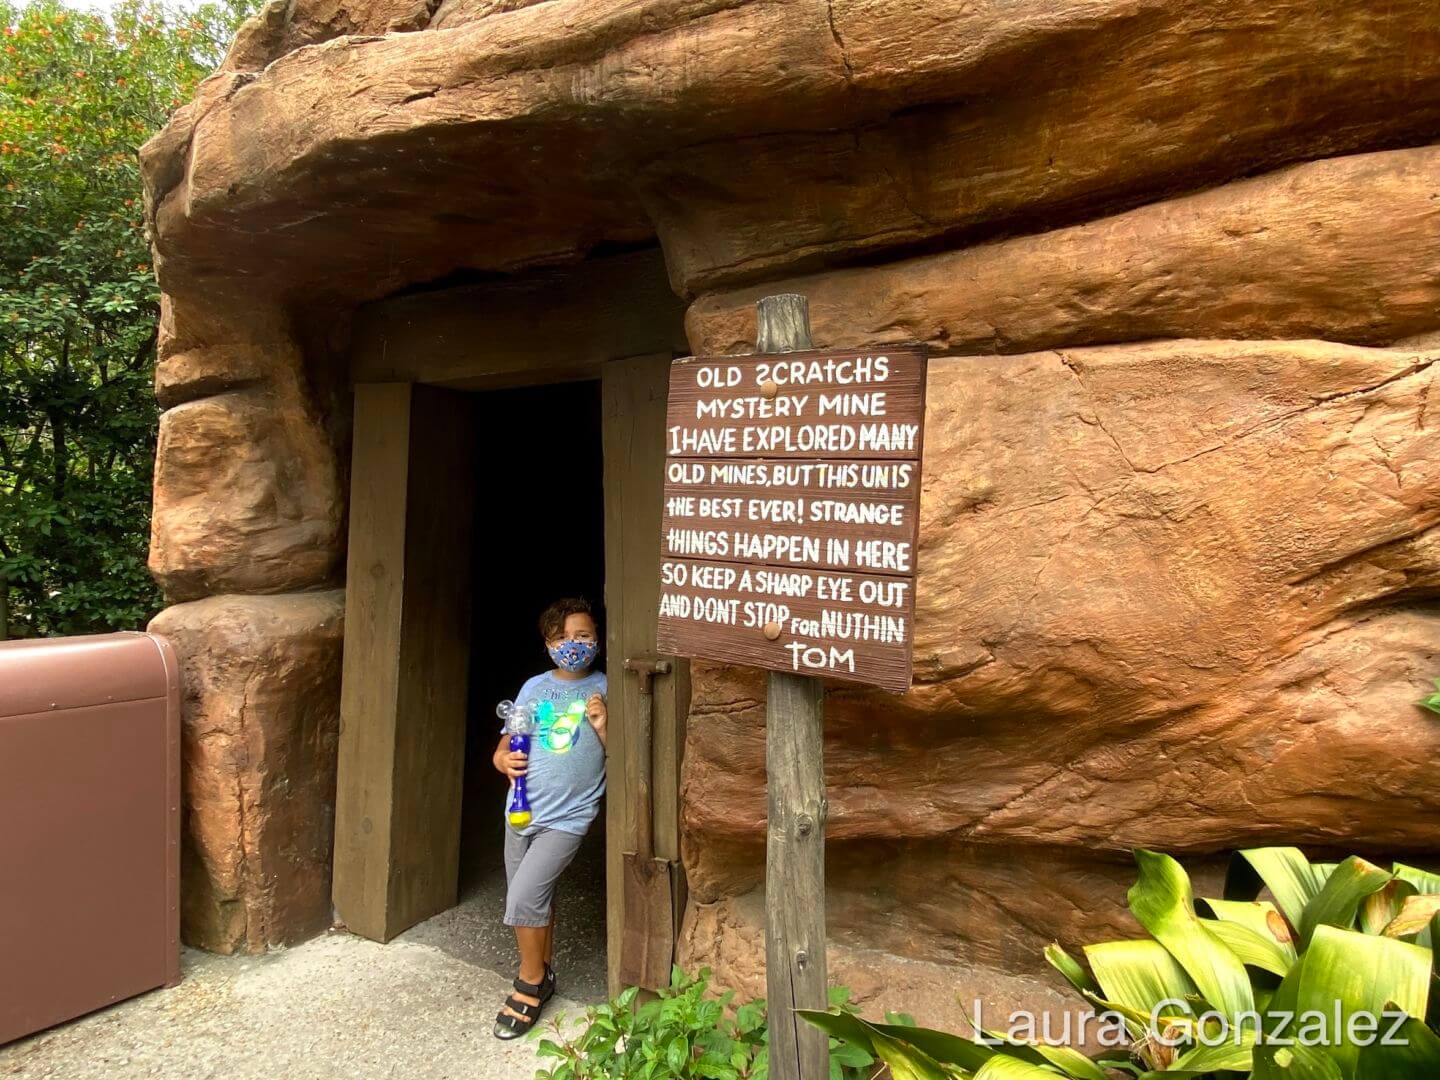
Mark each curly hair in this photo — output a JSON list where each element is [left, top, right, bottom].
[[538, 596, 596, 642]]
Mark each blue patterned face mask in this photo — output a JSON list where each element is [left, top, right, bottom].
[[548, 638, 599, 673]]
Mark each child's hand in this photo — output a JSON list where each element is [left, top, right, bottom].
[[585, 693, 607, 732], [496, 749, 528, 780]]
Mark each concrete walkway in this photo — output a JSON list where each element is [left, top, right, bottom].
[[0, 932, 583, 1079]]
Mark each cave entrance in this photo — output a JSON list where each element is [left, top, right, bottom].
[[444, 378, 611, 1001], [329, 250, 691, 998]]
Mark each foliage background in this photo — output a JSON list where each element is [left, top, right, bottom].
[[0, 0, 252, 637]]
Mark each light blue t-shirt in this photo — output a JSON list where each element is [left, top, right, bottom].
[[502, 669, 607, 836]]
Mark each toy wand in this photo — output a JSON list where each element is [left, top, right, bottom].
[[497, 699, 537, 829]]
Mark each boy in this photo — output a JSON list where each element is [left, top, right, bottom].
[[492, 597, 607, 1040]]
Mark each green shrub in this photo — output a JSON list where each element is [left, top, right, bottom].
[[804, 848, 1440, 1078], [533, 967, 875, 1080]]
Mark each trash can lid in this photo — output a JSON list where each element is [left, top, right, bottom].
[[0, 632, 176, 719]]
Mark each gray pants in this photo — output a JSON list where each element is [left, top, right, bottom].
[[503, 826, 585, 927]]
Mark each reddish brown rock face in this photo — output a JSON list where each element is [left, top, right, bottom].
[[149, 592, 346, 953], [149, 389, 343, 601], [685, 146, 1440, 358], [139, 0, 1440, 1016]]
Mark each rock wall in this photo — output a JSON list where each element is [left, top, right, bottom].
[[146, 286, 348, 951], [140, 0, 1440, 1014], [150, 592, 345, 952]]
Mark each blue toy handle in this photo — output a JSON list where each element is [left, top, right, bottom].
[[508, 732, 532, 828]]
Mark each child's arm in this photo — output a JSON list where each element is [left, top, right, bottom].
[[493, 733, 528, 779]]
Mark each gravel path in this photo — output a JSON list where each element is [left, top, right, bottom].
[[0, 933, 587, 1080]]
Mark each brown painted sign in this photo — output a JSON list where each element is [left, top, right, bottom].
[[657, 345, 927, 693]]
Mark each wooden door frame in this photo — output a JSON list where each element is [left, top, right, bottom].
[[602, 354, 690, 995], [333, 253, 691, 984]]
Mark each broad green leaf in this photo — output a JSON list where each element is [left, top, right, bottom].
[[972, 1055, 1064, 1080], [1228, 848, 1323, 929], [1417, 679, 1440, 716], [1083, 940, 1198, 1038], [1430, 911, 1440, 1029], [869, 1031, 951, 1080], [797, 1009, 883, 1058], [875, 1018, 1039, 1070], [1392, 862, 1440, 895], [1354, 1015, 1440, 1078], [1084, 938, 1198, 1013], [1139, 1031, 1258, 1077], [1204, 918, 1295, 978], [1168, 1032, 1255, 1072], [1200, 898, 1298, 976], [1298, 856, 1393, 947], [1253, 1041, 1345, 1080], [1128, 850, 1254, 1016], [1381, 894, 1440, 940], [1393, 863, 1440, 946], [1360, 880, 1417, 936], [1031, 1042, 1110, 1080], [1290, 925, 1432, 1075], [1044, 943, 1099, 995]]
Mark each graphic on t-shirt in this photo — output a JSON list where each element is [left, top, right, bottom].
[[535, 699, 586, 754]]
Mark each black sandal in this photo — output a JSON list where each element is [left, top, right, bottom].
[[540, 963, 556, 1003], [493, 974, 548, 1040]]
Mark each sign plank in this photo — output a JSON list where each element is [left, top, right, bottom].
[[655, 558, 915, 692], [666, 346, 926, 460], [657, 343, 927, 693]]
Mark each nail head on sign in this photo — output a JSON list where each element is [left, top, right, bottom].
[[760, 379, 779, 399], [763, 621, 782, 641]]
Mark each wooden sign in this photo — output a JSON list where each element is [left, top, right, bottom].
[[657, 345, 927, 693]]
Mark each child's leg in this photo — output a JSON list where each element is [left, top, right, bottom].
[[543, 905, 556, 967], [499, 828, 583, 1025], [513, 926, 548, 987]]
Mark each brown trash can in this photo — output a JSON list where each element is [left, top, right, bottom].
[[0, 632, 181, 1045]]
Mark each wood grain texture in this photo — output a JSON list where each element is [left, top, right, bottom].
[[332, 384, 477, 942], [755, 294, 830, 1080], [602, 353, 689, 995], [658, 334, 926, 688], [349, 249, 688, 390], [656, 558, 914, 693], [661, 487, 917, 575], [765, 669, 829, 1080], [386, 386, 477, 937], [333, 384, 411, 941], [665, 345, 926, 460]]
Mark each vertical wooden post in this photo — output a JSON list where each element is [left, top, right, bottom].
[[333, 383, 478, 942], [757, 294, 829, 1079]]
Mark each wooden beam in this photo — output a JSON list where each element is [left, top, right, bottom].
[[333, 383, 478, 942], [757, 295, 830, 1080], [350, 250, 688, 390], [602, 353, 689, 994]]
